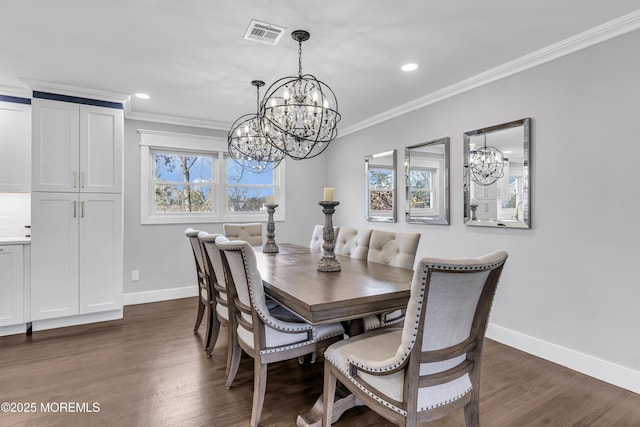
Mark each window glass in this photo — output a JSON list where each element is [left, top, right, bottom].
[[408, 168, 434, 210], [152, 152, 214, 214], [226, 157, 275, 213]]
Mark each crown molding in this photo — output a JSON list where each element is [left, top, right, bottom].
[[339, 9, 640, 137], [0, 84, 31, 99], [18, 78, 131, 106], [127, 110, 231, 131]]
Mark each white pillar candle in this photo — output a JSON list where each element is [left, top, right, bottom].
[[266, 195, 275, 204], [323, 187, 335, 201]]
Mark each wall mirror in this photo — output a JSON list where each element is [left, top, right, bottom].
[[464, 117, 531, 228], [365, 149, 396, 222], [405, 137, 450, 225]]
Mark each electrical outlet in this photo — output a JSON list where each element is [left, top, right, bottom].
[[131, 270, 140, 281]]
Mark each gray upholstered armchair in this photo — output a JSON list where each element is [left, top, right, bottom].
[[218, 240, 345, 427], [322, 251, 508, 427]]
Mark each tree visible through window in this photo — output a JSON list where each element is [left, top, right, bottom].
[[153, 152, 214, 213], [226, 156, 275, 213]]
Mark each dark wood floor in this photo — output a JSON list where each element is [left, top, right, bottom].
[[1, 298, 639, 427]]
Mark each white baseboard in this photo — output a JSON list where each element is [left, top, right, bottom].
[[32, 309, 123, 332], [124, 286, 197, 306], [486, 323, 640, 395]]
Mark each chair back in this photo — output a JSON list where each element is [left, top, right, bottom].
[[199, 232, 230, 320], [223, 223, 263, 246], [309, 224, 340, 250], [217, 240, 272, 346], [400, 251, 508, 417], [334, 227, 372, 259], [185, 228, 208, 299], [367, 230, 421, 269]]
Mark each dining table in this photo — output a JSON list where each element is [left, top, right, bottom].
[[254, 243, 414, 427]]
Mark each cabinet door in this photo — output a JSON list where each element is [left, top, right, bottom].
[[31, 99, 80, 192], [0, 245, 24, 327], [30, 192, 79, 320], [0, 101, 31, 192], [79, 193, 123, 313], [80, 105, 123, 193]]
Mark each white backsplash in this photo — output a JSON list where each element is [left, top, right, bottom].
[[0, 193, 30, 237]]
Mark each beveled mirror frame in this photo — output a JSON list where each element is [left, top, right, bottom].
[[405, 137, 450, 225], [365, 149, 397, 222], [464, 117, 531, 228]]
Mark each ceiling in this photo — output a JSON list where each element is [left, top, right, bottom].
[[2, 1, 639, 135]]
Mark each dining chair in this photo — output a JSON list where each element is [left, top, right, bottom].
[[309, 224, 340, 250], [223, 222, 263, 246], [322, 250, 508, 427], [184, 228, 215, 354], [364, 230, 421, 331], [218, 240, 345, 427], [334, 227, 372, 259], [198, 232, 230, 360]]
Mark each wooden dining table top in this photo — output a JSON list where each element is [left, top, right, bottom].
[[254, 243, 413, 325]]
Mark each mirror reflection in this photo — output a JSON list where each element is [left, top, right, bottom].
[[464, 118, 531, 228], [365, 150, 396, 222], [405, 137, 450, 225]]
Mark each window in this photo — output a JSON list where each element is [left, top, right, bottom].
[[153, 151, 215, 214], [140, 130, 285, 224], [367, 166, 394, 216], [408, 168, 434, 210]]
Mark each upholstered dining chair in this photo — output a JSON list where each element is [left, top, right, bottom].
[[309, 224, 340, 250], [223, 222, 263, 246], [184, 228, 215, 354], [334, 227, 372, 259], [218, 240, 345, 427], [364, 230, 421, 331], [322, 251, 508, 427], [198, 232, 229, 360]]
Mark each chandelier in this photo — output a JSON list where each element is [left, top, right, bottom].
[[469, 133, 505, 186], [228, 80, 285, 173], [261, 30, 341, 160]]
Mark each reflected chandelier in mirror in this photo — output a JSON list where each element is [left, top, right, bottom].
[[405, 137, 450, 225], [365, 150, 397, 222], [464, 118, 531, 229]]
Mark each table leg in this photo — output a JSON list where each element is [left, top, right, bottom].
[[296, 394, 361, 427]]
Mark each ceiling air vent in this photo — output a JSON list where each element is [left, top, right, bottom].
[[243, 19, 286, 45]]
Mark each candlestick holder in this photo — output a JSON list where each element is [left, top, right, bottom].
[[263, 204, 279, 253], [317, 201, 341, 272]]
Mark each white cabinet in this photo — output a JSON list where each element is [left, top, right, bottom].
[[31, 98, 122, 193], [30, 95, 124, 329], [30, 192, 122, 321], [0, 245, 24, 327], [0, 100, 31, 192]]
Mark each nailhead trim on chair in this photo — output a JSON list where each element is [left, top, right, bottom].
[[329, 256, 505, 415], [238, 330, 346, 355]]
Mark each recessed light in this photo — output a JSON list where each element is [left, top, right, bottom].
[[135, 93, 150, 100], [401, 63, 419, 72]]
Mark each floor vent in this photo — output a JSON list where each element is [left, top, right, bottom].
[[243, 20, 286, 45]]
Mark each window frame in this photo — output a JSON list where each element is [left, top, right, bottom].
[[139, 129, 285, 224]]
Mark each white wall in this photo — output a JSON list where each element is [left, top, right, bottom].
[[327, 29, 640, 390], [122, 119, 327, 302]]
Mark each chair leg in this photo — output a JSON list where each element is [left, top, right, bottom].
[[463, 399, 480, 427], [322, 361, 337, 427], [225, 334, 242, 389], [193, 297, 205, 332], [205, 309, 221, 357], [250, 359, 268, 427]]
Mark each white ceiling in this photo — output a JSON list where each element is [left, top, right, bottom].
[[2, 1, 639, 134]]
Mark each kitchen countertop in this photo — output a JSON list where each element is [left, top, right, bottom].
[[0, 237, 31, 244]]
